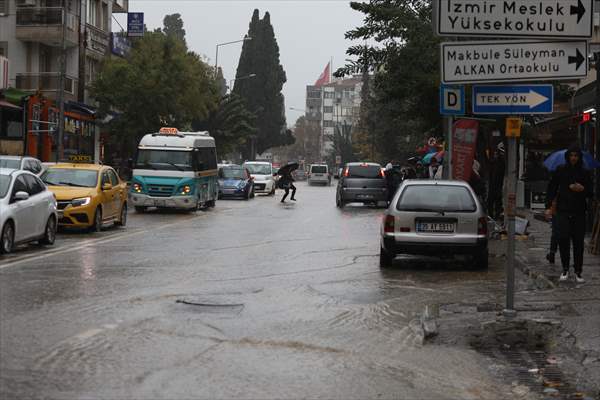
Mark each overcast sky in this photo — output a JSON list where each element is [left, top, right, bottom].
[[114, 1, 366, 125]]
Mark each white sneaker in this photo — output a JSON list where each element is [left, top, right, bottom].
[[575, 274, 585, 284], [559, 272, 569, 282]]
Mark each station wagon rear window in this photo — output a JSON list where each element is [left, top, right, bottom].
[[311, 166, 327, 173], [396, 185, 477, 213]]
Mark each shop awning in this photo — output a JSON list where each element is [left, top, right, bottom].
[[0, 100, 22, 110], [66, 101, 97, 116], [0, 88, 31, 105]]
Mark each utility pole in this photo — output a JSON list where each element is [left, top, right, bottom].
[[595, 52, 600, 198], [56, 3, 67, 162]]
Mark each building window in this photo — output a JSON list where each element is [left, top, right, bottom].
[[323, 121, 335, 128], [307, 89, 321, 99], [323, 106, 333, 113], [85, 57, 100, 85], [102, 2, 108, 31], [0, 41, 7, 57], [0, 0, 8, 16], [87, 0, 98, 27], [324, 92, 335, 99]]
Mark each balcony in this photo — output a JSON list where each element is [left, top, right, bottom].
[[15, 73, 78, 102], [85, 24, 110, 59], [16, 7, 79, 47], [113, 0, 128, 13]]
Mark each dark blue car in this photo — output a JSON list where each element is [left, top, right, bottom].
[[218, 166, 254, 200]]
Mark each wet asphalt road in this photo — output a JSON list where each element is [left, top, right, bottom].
[[1, 182, 512, 399]]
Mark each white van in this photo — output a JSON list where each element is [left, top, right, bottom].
[[243, 161, 275, 195], [308, 164, 330, 186]]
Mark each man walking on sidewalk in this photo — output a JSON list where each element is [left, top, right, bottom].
[[546, 145, 593, 283]]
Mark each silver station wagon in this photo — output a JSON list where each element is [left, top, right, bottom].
[[380, 180, 488, 269]]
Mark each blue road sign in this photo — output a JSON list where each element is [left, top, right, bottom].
[[473, 85, 554, 115], [440, 85, 465, 115], [127, 12, 144, 37]]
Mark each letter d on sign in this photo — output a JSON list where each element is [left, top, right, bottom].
[[440, 85, 464, 116]]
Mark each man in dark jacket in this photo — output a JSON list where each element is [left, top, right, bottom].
[[546, 145, 593, 283]]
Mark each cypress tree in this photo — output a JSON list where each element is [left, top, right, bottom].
[[234, 9, 292, 158]]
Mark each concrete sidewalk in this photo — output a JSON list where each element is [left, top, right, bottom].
[[513, 209, 600, 396]]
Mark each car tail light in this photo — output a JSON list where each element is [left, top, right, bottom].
[[343, 168, 349, 177], [478, 217, 487, 236], [383, 215, 395, 234], [380, 168, 385, 178]]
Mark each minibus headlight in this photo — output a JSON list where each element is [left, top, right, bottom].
[[132, 183, 142, 193]]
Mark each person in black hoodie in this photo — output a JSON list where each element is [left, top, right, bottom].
[[546, 145, 593, 283]]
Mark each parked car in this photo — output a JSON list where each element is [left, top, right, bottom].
[[292, 169, 307, 181], [379, 180, 488, 269], [0, 156, 45, 176], [336, 163, 387, 208], [218, 165, 254, 200], [42, 164, 128, 231], [308, 164, 331, 186], [0, 168, 58, 254], [243, 161, 275, 195]]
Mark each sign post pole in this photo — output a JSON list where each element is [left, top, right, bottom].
[[446, 116, 453, 179], [504, 117, 522, 316]]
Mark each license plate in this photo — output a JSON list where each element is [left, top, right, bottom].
[[154, 200, 166, 207], [417, 222, 455, 233], [357, 194, 374, 199]]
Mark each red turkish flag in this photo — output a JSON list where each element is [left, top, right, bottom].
[[314, 62, 330, 86]]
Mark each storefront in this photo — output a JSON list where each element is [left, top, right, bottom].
[[0, 88, 27, 156], [24, 96, 99, 163]]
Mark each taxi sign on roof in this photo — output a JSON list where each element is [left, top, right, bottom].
[[159, 127, 179, 135]]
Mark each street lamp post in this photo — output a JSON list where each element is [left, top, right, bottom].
[[214, 36, 252, 78], [229, 74, 256, 93]]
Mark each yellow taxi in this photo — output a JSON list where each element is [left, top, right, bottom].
[[41, 164, 128, 231]]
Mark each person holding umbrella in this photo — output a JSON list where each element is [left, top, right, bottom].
[[545, 145, 594, 283], [277, 162, 298, 203]]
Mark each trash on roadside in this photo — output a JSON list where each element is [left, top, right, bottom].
[[515, 216, 529, 235], [527, 368, 539, 373]]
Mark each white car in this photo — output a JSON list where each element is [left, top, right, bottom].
[[0, 168, 58, 254], [0, 155, 45, 176], [308, 164, 331, 186], [243, 161, 276, 195]]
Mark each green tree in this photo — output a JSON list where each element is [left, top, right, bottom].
[[233, 9, 293, 158], [193, 94, 257, 156], [336, 0, 440, 162], [162, 13, 186, 45], [92, 27, 218, 160]]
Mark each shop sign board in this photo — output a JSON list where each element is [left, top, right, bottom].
[[441, 40, 588, 84]]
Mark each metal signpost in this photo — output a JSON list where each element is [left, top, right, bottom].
[[441, 40, 588, 84], [472, 85, 554, 114], [436, 0, 594, 39], [436, 0, 593, 316]]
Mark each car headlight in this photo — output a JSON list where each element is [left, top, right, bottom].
[[132, 183, 143, 193], [72, 197, 91, 207], [180, 185, 192, 195]]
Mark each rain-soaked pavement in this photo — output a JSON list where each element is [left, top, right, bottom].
[[1, 182, 518, 399]]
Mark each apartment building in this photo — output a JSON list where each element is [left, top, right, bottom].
[[0, 0, 128, 160], [305, 75, 363, 158]]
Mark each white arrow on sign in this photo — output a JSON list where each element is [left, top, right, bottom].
[[477, 90, 549, 109]]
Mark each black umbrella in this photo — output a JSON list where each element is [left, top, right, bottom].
[[277, 162, 299, 176]]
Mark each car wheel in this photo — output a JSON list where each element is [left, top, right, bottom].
[[134, 206, 147, 213], [39, 216, 57, 245], [379, 246, 394, 268], [115, 203, 127, 227], [0, 222, 15, 254], [90, 207, 103, 233], [472, 248, 489, 270]]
